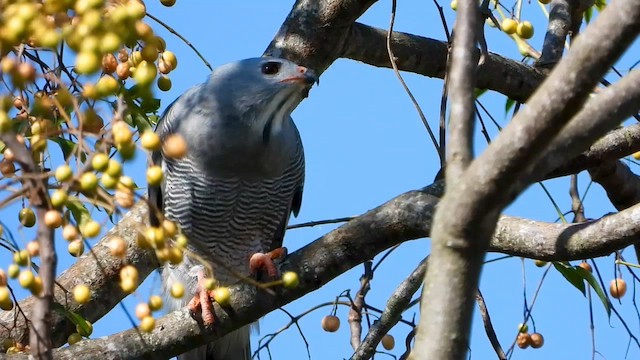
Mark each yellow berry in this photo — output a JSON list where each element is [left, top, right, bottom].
[[19, 208, 36, 227], [120, 277, 136, 293], [101, 173, 119, 189], [146, 166, 163, 186], [81, 220, 101, 238], [106, 159, 122, 177], [26, 241, 40, 257], [68, 239, 85, 257], [502, 19, 518, 35], [112, 121, 133, 146], [95, 75, 119, 96], [44, 210, 63, 228], [68, 333, 82, 345], [135, 302, 151, 319], [282, 271, 299, 289], [163, 134, 188, 159], [148, 295, 163, 311], [13, 250, 29, 266], [161, 51, 177, 70], [75, 51, 100, 74], [120, 265, 139, 283], [79, 172, 98, 192], [140, 131, 161, 151], [133, 61, 157, 86], [140, 315, 155, 332], [91, 153, 109, 172], [157, 76, 171, 91], [63, 224, 80, 241], [214, 287, 231, 307], [0, 286, 13, 310], [50, 189, 68, 207], [170, 282, 184, 298], [18, 270, 34, 289], [160, 0, 176, 7], [175, 234, 188, 249], [108, 237, 127, 257], [7, 264, 20, 278], [73, 284, 91, 304], [516, 21, 534, 39], [76, 320, 93, 337]]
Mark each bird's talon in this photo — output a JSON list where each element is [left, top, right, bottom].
[[250, 248, 286, 278]]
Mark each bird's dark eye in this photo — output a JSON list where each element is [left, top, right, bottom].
[[261, 61, 281, 75]]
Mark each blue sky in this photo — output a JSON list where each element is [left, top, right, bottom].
[[3, 1, 640, 359]]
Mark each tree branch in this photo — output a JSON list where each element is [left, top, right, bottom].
[[6, 181, 640, 359], [530, 70, 640, 183], [0, 134, 55, 359], [446, 0, 480, 179], [352, 258, 426, 360], [343, 23, 546, 102], [415, 1, 640, 358], [263, 0, 379, 75], [536, 0, 575, 69]]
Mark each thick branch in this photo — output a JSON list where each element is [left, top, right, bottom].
[[33, 185, 445, 360], [546, 123, 640, 179], [263, 0, 379, 75], [343, 23, 545, 102], [7, 184, 640, 359], [530, 70, 640, 183], [537, 0, 574, 68], [589, 161, 640, 211], [446, 0, 479, 178], [415, 2, 640, 359]]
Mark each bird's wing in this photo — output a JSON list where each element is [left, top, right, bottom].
[[269, 120, 305, 251], [148, 96, 182, 227]]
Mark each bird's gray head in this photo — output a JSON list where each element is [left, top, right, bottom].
[[205, 57, 316, 128], [175, 57, 317, 178]]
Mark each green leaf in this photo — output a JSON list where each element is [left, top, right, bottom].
[[140, 98, 161, 113], [66, 196, 92, 229], [505, 98, 515, 116], [474, 88, 487, 98], [51, 303, 92, 336], [553, 262, 585, 295], [575, 266, 611, 317], [595, 0, 606, 11], [584, 7, 593, 23], [50, 137, 78, 160]]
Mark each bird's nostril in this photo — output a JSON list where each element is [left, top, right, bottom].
[[297, 66, 306, 73]]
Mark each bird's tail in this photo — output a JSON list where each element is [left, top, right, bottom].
[[177, 325, 250, 360]]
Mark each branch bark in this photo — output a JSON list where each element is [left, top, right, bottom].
[[343, 23, 546, 102], [0, 134, 55, 359], [7, 182, 640, 359], [414, 1, 640, 358], [536, 0, 575, 69]]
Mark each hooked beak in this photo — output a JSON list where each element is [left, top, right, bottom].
[[280, 66, 319, 87]]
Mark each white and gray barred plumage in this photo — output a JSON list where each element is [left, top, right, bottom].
[[148, 57, 316, 360]]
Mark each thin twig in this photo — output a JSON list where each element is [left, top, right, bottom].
[[145, 12, 213, 71], [386, 0, 441, 164], [476, 289, 506, 360]]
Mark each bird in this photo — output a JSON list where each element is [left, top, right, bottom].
[[148, 57, 317, 360]]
